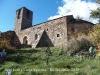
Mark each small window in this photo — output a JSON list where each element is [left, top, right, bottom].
[[47, 28, 48, 31], [35, 34, 38, 40], [57, 34, 60, 37]]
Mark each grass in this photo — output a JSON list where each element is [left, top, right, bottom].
[[0, 47, 100, 75], [1, 25, 100, 75]]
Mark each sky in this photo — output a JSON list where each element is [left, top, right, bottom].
[[0, 0, 99, 32]]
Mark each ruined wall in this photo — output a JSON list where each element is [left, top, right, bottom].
[[14, 7, 94, 48], [18, 16, 68, 47], [67, 21, 94, 39], [0, 31, 21, 49]]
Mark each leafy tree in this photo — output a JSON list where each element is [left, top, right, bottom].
[[90, 8, 100, 23], [90, 0, 100, 23]]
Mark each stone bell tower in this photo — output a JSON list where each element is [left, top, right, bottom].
[[14, 7, 33, 35]]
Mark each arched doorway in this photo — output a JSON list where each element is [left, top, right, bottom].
[[23, 36, 28, 45]]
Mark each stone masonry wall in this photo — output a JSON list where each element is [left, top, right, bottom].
[[18, 16, 68, 47], [14, 7, 94, 48], [67, 21, 94, 39], [14, 7, 33, 36]]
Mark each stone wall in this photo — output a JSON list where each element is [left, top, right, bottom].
[[14, 7, 94, 48], [14, 7, 33, 36], [18, 16, 68, 47], [0, 31, 21, 49], [67, 20, 94, 39]]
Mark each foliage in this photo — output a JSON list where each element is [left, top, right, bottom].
[[1, 24, 100, 74], [90, 0, 100, 23], [90, 8, 100, 23], [88, 25, 100, 44], [0, 38, 15, 52], [66, 24, 100, 56], [88, 24, 100, 55], [0, 47, 100, 75], [96, 0, 100, 4], [90, 8, 100, 19], [66, 33, 91, 54]]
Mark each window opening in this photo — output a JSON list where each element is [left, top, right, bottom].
[[57, 34, 60, 37]]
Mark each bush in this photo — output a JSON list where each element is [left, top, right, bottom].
[[0, 38, 15, 52], [88, 25, 100, 56], [88, 25, 100, 44], [67, 34, 91, 53]]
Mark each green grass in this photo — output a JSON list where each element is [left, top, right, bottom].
[[0, 47, 100, 75]]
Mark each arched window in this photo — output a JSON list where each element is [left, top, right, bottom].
[[35, 34, 38, 40], [23, 36, 28, 45]]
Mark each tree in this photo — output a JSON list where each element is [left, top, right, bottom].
[[90, 0, 100, 23], [90, 8, 100, 23], [75, 15, 83, 21], [96, 0, 100, 4]]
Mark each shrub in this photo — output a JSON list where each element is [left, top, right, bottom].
[[66, 34, 91, 53], [0, 38, 15, 52], [88, 25, 100, 44], [88, 24, 100, 56], [0, 66, 5, 72]]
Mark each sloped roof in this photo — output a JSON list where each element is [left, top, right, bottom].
[[67, 19, 94, 25]]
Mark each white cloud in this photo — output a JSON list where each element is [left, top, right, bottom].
[[48, 0, 99, 24]]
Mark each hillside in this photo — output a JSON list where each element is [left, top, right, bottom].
[[0, 25, 100, 75], [0, 47, 100, 75]]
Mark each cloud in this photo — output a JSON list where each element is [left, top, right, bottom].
[[48, 0, 99, 24]]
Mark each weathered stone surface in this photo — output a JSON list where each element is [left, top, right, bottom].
[[14, 7, 94, 48], [0, 31, 21, 49]]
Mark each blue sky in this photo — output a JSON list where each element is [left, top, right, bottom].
[[0, 0, 98, 32]]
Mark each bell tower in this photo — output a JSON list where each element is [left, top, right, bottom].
[[14, 7, 33, 35]]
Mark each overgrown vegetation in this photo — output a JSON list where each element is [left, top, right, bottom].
[[66, 34, 91, 55], [65, 24, 100, 56], [90, 0, 100, 23], [0, 38, 15, 52], [0, 47, 100, 75], [88, 25, 100, 56]]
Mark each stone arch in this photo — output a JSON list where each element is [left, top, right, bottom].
[[23, 36, 28, 45]]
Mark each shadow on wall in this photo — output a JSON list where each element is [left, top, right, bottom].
[[36, 30, 54, 47], [0, 30, 54, 49]]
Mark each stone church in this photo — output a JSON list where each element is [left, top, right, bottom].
[[14, 7, 94, 48]]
